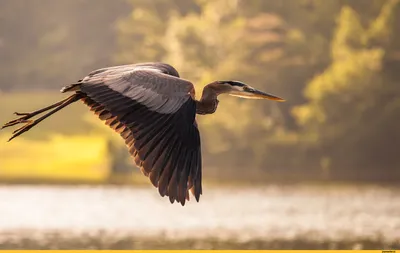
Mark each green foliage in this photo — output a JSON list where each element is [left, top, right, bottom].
[[1, 0, 400, 181], [294, 0, 400, 172]]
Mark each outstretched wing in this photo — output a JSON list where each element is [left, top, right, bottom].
[[75, 63, 202, 205]]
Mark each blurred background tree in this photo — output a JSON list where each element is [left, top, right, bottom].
[[1, 0, 399, 183], [293, 0, 400, 179]]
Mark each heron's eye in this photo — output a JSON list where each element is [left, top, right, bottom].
[[227, 81, 245, 87]]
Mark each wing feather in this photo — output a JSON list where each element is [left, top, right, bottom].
[[76, 63, 201, 206], [79, 64, 201, 205], [78, 63, 201, 205], [80, 63, 194, 114]]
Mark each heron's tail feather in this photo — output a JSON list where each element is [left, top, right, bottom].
[[1, 93, 84, 142]]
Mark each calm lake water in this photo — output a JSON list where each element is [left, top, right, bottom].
[[0, 184, 399, 243]]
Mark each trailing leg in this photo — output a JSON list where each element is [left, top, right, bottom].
[[2, 93, 84, 142]]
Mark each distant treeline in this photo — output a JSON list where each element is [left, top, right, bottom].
[[1, 0, 399, 181]]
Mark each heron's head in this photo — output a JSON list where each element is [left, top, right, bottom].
[[216, 81, 285, 102]]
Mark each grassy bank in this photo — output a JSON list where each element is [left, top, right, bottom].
[[0, 231, 398, 250], [0, 135, 109, 182]]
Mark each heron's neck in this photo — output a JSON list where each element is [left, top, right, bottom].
[[196, 84, 220, 115]]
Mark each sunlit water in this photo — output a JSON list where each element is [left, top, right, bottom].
[[0, 184, 399, 242]]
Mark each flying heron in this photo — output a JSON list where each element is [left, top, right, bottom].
[[2, 62, 284, 205]]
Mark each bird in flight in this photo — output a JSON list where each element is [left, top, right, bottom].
[[2, 62, 284, 205]]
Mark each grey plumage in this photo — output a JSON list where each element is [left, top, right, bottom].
[[2, 62, 284, 206], [76, 63, 202, 205]]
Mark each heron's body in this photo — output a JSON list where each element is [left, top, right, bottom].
[[2, 62, 284, 206]]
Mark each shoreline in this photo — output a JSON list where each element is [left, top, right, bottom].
[[0, 230, 399, 250]]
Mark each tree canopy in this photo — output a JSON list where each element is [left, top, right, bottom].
[[1, 0, 399, 181]]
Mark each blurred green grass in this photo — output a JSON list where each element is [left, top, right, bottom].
[[0, 92, 134, 184], [0, 134, 110, 182], [0, 92, 108, 182]]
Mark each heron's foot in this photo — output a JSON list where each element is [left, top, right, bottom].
[[7, 120, 35, 142], [1, 112, 34, 130], [14, 112, 32, 116]]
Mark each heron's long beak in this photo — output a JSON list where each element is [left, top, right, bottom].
[[229, 87, 285, 101], [249, 89, 285, 101]]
